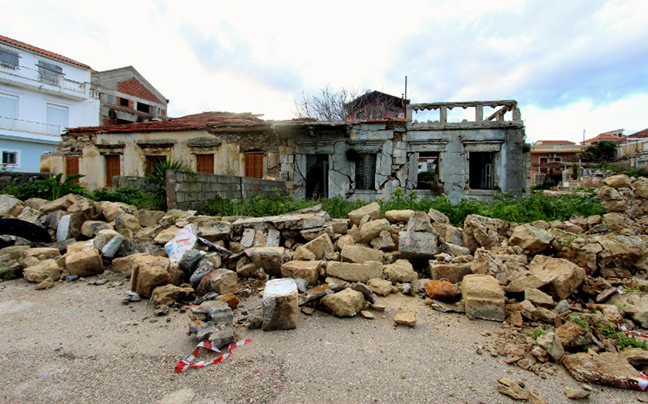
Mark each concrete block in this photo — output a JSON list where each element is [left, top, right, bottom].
[[262, 278, 298, 331], [462, 274, 505, 322], [65, 248, 104, 277], [281, 260, 321, 286], [341, 244, 384, 264]]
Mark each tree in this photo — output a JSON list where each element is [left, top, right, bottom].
[[579, 141, 618, 162], [294, 84, 364, 121]]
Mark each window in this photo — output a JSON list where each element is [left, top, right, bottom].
[[0, 93, 18, 129], [136, 102, 150, 113], [145, 156, 166, 175], [37, 60, 63, 85], [245, 151, 263, 178], [2, 150, 18, 168], [65, 156, 80, 183], [469, 152, 494, 189], [196, 154, 214, 174], [0, 47, 19, 70], [46, 104, 68, 135], [119, 97, 129, 107], [355, 154, 376, 190], [105, 155, 120, 187]]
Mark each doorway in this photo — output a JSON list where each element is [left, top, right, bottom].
[[306, 154, 328, 199]]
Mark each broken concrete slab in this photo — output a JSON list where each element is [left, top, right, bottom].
[[246, 247, 285, 277], [280, 260, 321, 286], [65, 248, 104, 277], [563, 351, 648, 390], [320, 288, 365, 317], [341, 244, 384, 264], [301, 234, 334, 260], [367, 278, 395, 296], [528, 255, 586, 301], [384, 259, 418, 283], [23, 259, 61, 283], [385, 210, 413, 223], [348, 202, 380, 227], [152, 284, 195, 306], [398, 231, 437, 259], [262, 278, 299, 330], [461, 274, 505, 322], [197, 268, 238, 295], [508, 224, 554, 255], [326, 261, 383, 283], [359, 219, 392, 243]]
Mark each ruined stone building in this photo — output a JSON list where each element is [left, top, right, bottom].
[[41, 100, 529, 204]]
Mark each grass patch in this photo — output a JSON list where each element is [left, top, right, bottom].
[[196, 188, 605, 226], [569, 315, 590, 329], [599, 323, 647, 350]]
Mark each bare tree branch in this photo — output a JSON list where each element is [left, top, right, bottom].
[[294, 84, 363, 121]]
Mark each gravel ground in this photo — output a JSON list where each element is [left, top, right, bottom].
[[0, 276, 640, 404]]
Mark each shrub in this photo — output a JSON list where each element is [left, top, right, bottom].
[[88, 186, 159, 209], [1, 173, 86, 200]]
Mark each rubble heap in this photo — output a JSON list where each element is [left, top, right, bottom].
[[2, 173, 648, 392]]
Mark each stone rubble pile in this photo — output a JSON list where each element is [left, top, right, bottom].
[[2, 173, 648, 394]]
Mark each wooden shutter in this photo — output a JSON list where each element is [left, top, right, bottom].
[[146, 156, 165, 175], [196, 154, 214, 174], [65, 156, 80, 183], [245, 152, 263, 178], [355, 154, 376, 190], [105, 155, 120, 187]]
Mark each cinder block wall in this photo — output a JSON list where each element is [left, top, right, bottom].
[[166, 170, 287, 210]]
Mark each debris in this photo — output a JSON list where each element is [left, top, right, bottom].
[[394, 312, 416, 327], [174, 339, 252, 373], [262, 278, 298, 330], [564, 388, 590, 399], [496, 377, 529, 400]]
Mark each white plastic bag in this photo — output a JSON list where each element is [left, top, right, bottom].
[[165, 224, 197, 265]]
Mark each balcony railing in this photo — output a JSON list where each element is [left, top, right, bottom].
[[0, 63, 87, 94], [0, 116, 62, 136], [407, 100, 522, 127]]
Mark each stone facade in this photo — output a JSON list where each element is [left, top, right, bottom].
[[42, 100, 529, 204]]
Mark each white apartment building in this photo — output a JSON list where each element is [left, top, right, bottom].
[[0, 35, 99, 172]]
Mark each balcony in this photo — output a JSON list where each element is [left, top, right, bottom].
[[0, 63, 88, 99], [407, 100, 523, 129], [0, 116, 63, 137]]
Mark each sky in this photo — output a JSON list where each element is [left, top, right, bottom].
[[2, 0, 647, 144]]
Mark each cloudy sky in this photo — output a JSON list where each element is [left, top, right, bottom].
[[2, 0, 647, 143]]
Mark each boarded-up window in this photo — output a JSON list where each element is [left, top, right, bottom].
[[355, 154, 376, 190], [196, 154, 214, 174], [146, 156, 166, 176], [105, 155, 120, 187], [65, 156, 80, 183], [245, 152, 263, 179]]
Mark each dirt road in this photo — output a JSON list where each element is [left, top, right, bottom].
[[0, 276, 638, 403]]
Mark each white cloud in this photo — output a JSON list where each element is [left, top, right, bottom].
[[0, 0, 646, 135]]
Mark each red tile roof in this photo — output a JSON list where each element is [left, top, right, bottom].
[[628, 128, 648, 139], [582, 133, 625, 144], [117, 77, 166, 105], [0, 34, 91, 70], [66, 112, 268, 134], [534, 140, 575, 145]]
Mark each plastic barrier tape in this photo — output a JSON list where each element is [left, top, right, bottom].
[[174, 339, 252, 373]]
